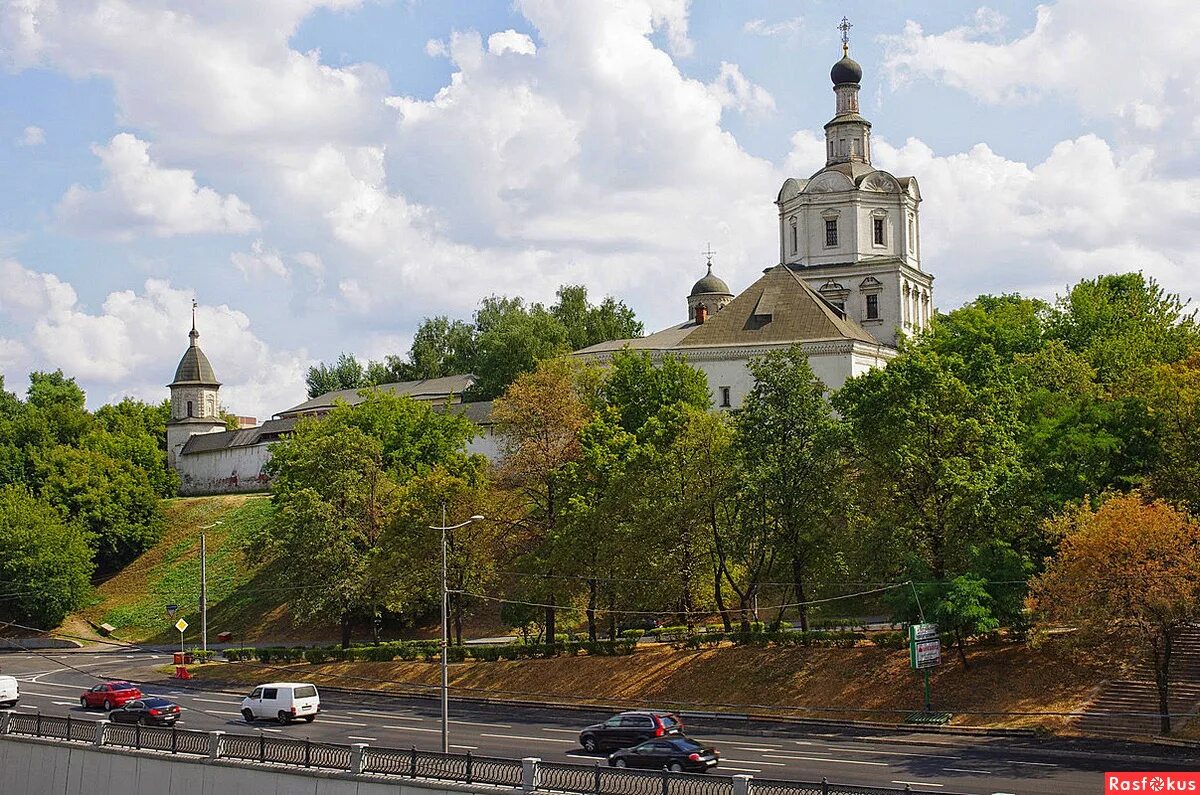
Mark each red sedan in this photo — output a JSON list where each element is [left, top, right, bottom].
[[80, 681, 142, 711]]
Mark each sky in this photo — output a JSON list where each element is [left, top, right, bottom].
[[2, 0, 1198, 420]]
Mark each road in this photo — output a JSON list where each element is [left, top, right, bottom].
[[1, 650, 1195, 795]]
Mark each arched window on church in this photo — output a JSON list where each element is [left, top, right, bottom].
[[187, 400, 193, 418], [789, 219, 798, 254]]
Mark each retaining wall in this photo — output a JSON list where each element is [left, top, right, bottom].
[[0, 734, 491, 795]]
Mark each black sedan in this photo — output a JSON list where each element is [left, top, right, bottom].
[[109, 697, 182, 726], [608, 737, 719, 772]]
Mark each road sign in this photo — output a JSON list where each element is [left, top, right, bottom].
[[175, 618, 189, 633], [909, 623, 941, 670], [166, 604, 177, 618]]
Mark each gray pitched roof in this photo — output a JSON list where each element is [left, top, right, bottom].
[[574, 264, 880, 357], [275, 374, 476, 418]]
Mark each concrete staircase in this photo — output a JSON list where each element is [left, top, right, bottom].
[[1073, 624, 1200, 736]]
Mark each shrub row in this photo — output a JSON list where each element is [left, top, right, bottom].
[[668, 629, 867, 650], [221, 639, 639, 665]]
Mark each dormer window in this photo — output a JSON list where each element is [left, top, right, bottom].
[[824, 219, 838, 247]]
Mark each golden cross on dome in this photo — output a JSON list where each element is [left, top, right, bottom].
[[838, 16, 852, 55]]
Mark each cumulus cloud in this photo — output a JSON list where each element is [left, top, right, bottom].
[[487, 30, 537, 56], [881, 0, 1200, 136], [0, 259, 309, 419], [16, 126, 44, 146], [743, 17, 804, 37], [57, 134, 260, 239], [708, 62, 776, 116], [865, 134, 1200, 305], [231, 240, 289, 280]]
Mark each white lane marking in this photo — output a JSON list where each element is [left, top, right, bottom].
[[353, 712, 422, 721], [452, 720, 512, 728], [480, 733, 575, 745], [383, 725, 441, 733], [1006, 760, 1058, 767], [52, 701, 77, 706], [764, 754, 886, 767], [191, 697, 239, 705], [728, 747, 781, 753], [944, 768, 993, 774], [719, 766, 762, 773], [891, 782, 943, 789], [719, 759, 785, 766], [541, 728, 581, 734], [348, 735, 378, 741], [720, 741, 784, 750], [452, 745, 478, 750], [862, 736, 959, 747], [817, 746, 958, 760], [261, 728, 283, 733], [311, 718, 367, 727]]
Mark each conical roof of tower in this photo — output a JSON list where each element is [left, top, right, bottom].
[[170, 325, 220, 387]]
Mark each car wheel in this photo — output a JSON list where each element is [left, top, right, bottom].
[[242, 709, 255, 724], [613, 759, 627, 768], [80, 697, 88, 709], [669, 763, 683, 773], [303, 715, 315, 723], [278, 711, 292, 725], [582, 735, 598, 753], [103, 699, 112, 711]]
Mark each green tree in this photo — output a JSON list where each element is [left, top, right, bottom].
[[304, 353, 368, 398], [25, 370, 92, 447], [736, 345, 843, 630], [1048, 273, 1200, 387], [468, 298, 571, 400], [0, 485, 93, 628], [600, 350, 710, 441], [834, 348, 1027, 580], [550, 285, 643, 351], [397, 317, 477, 380], [32, 445, 164, 574], [1142, 352, 1200, 515]]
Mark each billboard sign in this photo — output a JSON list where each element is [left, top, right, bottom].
[[909, 622, 941, 670]]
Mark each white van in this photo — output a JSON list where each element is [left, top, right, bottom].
[[0, 675, 19, 708], [240, 682, 320, 724]]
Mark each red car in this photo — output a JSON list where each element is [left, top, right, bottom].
[[80, 681, 142, 711]]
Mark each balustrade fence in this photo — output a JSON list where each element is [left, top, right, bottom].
[[0, 710, 964, 795]]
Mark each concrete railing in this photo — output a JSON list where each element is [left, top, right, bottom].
[[0, 710, 951, 795]]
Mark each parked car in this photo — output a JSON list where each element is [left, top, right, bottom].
[[609, 737, 720, 772], [578, 711, 684, 752], [108, 697, 182, 726], [80, 681, 142, 710], [240, 682, 320, 724], [0, 675, 19, 708]]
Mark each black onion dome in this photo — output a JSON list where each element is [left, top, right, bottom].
[[831, 55, 862, 85]]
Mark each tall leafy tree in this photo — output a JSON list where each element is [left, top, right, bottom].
[[0, 485, 93, 627], [600, 350, 710, 441], [551, 285, 643, 351], [492, 358, 598, 642], [304, 353, 369, 398], [1048, 273, 1200, 387], [398, 317, 477, 380], [735, 345, 843, 630], [1141, 352, 1200, 515], [468, 298, 571, 400], [834, 348, 1027, 580], [1031, 493, 1200, 734], [32, 445, 164, 574]]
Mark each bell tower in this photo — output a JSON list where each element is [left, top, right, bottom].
[[166, 302, 226, 467]]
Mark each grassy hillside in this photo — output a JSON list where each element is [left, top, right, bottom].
[[77, 494, 325, 645]]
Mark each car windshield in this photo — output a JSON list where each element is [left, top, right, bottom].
[[142, 698, 172, 707], [670, 739, 704, 752], [293, 685, 317, 699]]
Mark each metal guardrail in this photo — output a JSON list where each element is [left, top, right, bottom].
[[0, 710, 964, 795]]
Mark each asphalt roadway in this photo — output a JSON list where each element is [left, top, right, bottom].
[[1, 650, 1196, 795]]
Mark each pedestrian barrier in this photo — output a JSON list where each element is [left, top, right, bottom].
[[0, 710, 968, 795]]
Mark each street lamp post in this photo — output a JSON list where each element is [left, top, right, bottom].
[[430, 507, 484, 753], [199, 521, 223, 654]]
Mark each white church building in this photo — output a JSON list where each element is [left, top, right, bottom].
[[166, 31, 934, 494], [574, 37, 933, 407]]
